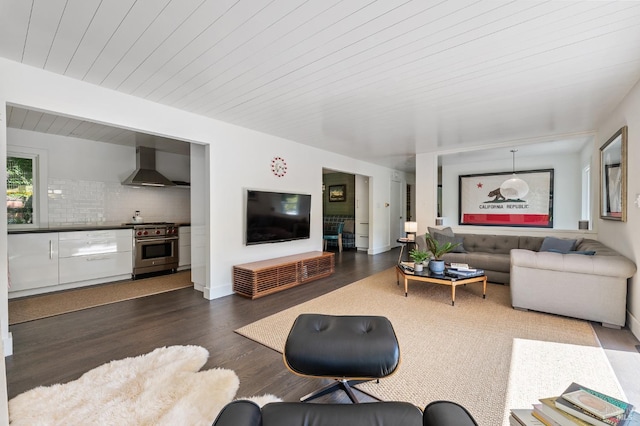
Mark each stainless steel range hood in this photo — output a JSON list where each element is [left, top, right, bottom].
[[122, 146, 176, 187]]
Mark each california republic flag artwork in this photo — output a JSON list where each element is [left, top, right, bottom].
[[459, 170, 553, 227]]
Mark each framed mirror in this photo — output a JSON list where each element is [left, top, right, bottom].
[[600, 126, 627, 221]]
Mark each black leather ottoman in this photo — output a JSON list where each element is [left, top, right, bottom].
[[283, 314, 400, 403]]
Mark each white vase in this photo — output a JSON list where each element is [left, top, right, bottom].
[[414, 263, 423, 272]]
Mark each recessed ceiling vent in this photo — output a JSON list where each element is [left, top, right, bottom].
[[121, 146, 175, 187]]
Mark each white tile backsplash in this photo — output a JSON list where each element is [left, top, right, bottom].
[[48, 179, 190, 225]]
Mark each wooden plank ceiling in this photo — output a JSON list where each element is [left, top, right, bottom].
[[1, 1, 639, 170]]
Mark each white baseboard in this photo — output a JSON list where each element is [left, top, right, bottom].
[[369, 245, 391, 255], [203, 283, 233, 300], [8, 274, 132, 299], [3, 333, 12, 357]]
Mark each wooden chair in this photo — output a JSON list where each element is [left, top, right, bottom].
[[323, 222, 344, 252]]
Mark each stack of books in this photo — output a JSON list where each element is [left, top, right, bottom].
[[446, 263, 484, 278], [509, 382, 638, 426], [398, 262, 415, 272]]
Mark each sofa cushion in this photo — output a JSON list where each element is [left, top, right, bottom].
[[576, 239, 619, 256], [467, 252, 511, 273], [457, 234, 519, 255], [539, 237, 577, 253], [428, 226, 454, 237], [518, 236, 545, 251], [442, 252, 511, 273], [432, 232, 466, 253]]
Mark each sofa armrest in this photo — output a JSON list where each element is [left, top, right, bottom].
[[212, 400, 262, 426], [510, 249, 636, 279]]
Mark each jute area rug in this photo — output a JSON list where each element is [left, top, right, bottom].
[[9, 345, 279, 425], [9, 271, 192, 325], [236, 268, 626, 426]]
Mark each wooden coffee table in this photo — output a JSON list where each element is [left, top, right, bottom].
[[395, 265, 487, 306]]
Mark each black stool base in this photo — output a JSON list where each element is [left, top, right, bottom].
[[301, 379, 370, 403]]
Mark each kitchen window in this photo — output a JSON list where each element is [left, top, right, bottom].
[[7, 153, 38, 227]]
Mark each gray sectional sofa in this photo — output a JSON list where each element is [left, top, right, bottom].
[[510, 239, 636, 328], [416, 230, 637, 328], [437, 233, 544, 285]]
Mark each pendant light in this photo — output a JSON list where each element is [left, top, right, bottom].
[[500, 150, 529, 200]]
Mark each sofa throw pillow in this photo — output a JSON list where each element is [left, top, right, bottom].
[[540, 236, 577, 254], [432, 232, 466, 253], [427, 226, 454, 237]]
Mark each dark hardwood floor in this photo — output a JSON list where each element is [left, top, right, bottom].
[[6, 248, 640, 409]]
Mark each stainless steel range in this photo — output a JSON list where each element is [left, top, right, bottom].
[[132, 222, 179, 278]]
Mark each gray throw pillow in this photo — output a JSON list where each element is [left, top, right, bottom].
[[433, 232, 466, 253], [540, 237, 577, 254], [428, 226, 454, 237]]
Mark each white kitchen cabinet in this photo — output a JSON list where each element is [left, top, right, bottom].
[[178, 226, 191, 269], [58, 229, 132, 284], [58, 229, 132, 258], [58, 253, 132, 284], [356, 234, 369, 249], [8, 233, 59, 292]]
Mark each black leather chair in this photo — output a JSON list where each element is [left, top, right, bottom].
[[212, 400, 479, 426]]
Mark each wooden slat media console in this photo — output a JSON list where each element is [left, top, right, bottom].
[[233, 251, 335, 299]]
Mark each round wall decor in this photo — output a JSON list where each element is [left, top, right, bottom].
[[271, 156, 287, 177]]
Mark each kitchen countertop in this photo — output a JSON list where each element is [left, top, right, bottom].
[[8, 222, 191, 234]]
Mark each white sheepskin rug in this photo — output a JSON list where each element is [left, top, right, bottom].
[[9, 345, 280, 425]]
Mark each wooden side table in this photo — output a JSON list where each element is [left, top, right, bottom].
[[396, 238, 417, 263]]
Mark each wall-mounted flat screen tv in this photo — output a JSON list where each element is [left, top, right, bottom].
[[246, 190, 311, 245]]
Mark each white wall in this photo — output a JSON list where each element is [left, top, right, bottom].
[[0, 85, 8, 406], [9, 128, 132, 181], [7, 128, 190, 225], [596, 78, 640, 339], [415, 152, 438, 236], [579, 140, 595, 223], [441, 152, 581, 230], [156, 151, 190, 183], [189, 143, 207, 293], [0, 58, 400, 355], [204, 132, 402, 296]]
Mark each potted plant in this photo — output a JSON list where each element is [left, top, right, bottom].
[[424, 234, 460, 274], [409, 249, 430, 272]]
